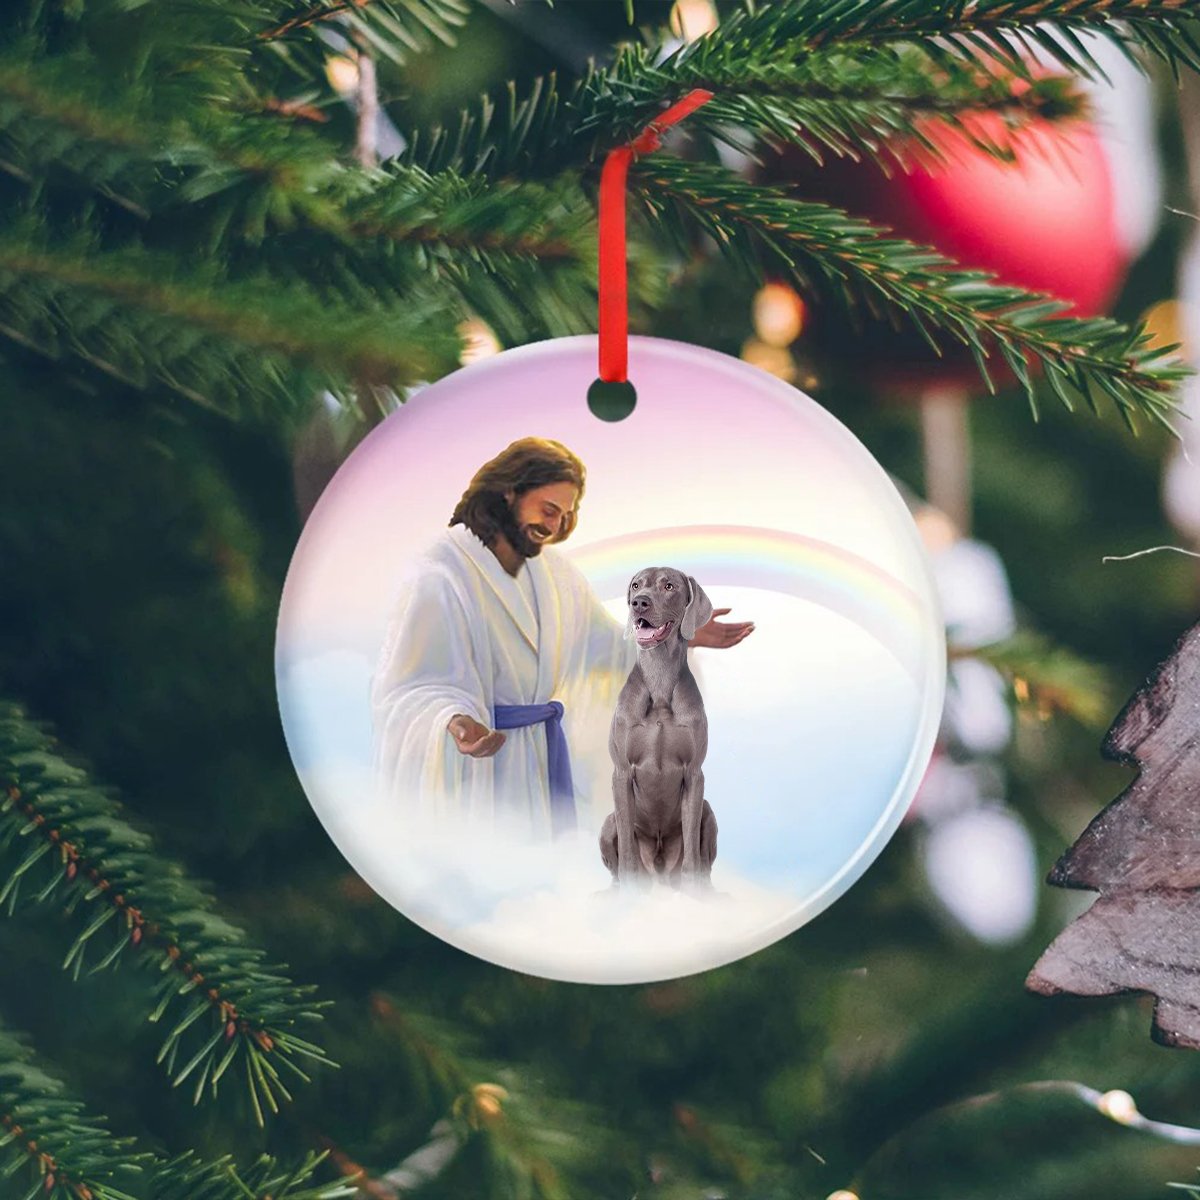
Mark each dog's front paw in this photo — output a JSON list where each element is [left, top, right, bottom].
[[680, 871, 715, 897]]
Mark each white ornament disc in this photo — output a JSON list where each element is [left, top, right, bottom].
[[276, 336, 945, 982]]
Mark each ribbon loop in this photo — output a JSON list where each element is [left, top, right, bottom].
[[596, 90, 714, 391]]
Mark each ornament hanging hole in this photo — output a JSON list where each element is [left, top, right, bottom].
[[587, 378, 637, 422]]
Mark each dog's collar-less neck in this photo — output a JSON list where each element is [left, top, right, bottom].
[[636, 635, 691, 705]]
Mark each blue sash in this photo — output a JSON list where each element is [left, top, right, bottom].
[[492, 701, 576, 834]]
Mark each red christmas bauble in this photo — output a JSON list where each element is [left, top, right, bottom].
[[876, 111, 1124, 316], [771, 95, 1128, 397]]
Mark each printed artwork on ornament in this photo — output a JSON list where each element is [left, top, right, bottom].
[[276, 336, 945, 983], [367, 435, 754, 873]]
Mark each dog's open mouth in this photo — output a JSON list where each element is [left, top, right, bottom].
[[634, 617, 674, 646]]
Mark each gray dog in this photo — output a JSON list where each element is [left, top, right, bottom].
[[599, 567, 717, 889]]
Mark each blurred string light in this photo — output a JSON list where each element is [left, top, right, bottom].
[[740, 338, 797, 383], [457, 317, 502, 365], [742, 282, 813, 385], [1098, 1089, 1139, 1125], [324, 53, 360, 96], [753, 282, 807, 346], [854, 1081, 1200, 1194], [466, 1082, 507, 1126], [913, 503, 959, 554], [975, 1082, 1200, 1144], [669, 0, 719, 41]]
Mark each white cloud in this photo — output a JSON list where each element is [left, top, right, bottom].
[[317, 797, 816, 983], [278, 650, 374, 770]]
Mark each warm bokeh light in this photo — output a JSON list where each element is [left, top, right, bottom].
[[472, 1083, 507, 1124], [827, 1191, 860, 1200], [914, 503, 960, 555], [669, 0, 719, 41], [457, 317, 502, 364], [753, 282, 807, 347], [1098, 1089, 1139, 1125], [1140, 298, 1189, 356], [740, 337, 797, 382], [324, 54, 360, 95]]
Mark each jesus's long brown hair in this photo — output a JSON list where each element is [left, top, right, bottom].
[[450, 438, 586, 546]]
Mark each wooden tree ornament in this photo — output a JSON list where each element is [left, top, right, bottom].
[[1027, 620, 1200, 1048]]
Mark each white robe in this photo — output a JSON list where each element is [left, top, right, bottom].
[[369, 524, 637, 837]]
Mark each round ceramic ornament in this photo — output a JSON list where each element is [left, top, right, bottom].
[[275, 333, 946, 983]]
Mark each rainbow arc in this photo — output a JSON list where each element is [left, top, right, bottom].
[[567, 525, 931, 682]]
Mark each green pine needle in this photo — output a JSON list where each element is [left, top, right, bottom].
[[257, 0, 472, 65], [967, 630, 1116, 730], [0, 1022, 148, 1200], [0, 700, 336, 1119], [8, 2, 1195, 432], [632, 155, 1189, 430], [0, 1017, 354, 1198], [708, 0, 1200, 82], [0, 231, 462, 419], [155, 1150, 358, 1199], [656, 43, 1088, 166]]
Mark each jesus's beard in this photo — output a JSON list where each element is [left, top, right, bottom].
[[490, 496, 553, 559]]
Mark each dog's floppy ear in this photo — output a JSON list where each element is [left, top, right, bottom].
[[679, 574, 713, 642]]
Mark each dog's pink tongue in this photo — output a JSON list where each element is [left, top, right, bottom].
[[636, 620, 673, 646]]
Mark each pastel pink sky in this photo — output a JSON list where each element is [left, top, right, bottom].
[[278, 336, 936, 657]]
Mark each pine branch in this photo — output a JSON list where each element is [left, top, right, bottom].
[[0, 232, 461, 419], [312, 164, 610, 340], [0, 1022, 148, 1200], [0, 52, 607, 342], [1172, 1172, 1200, 1198], [0, 1017, 355, 1199], [0, 23, 1088, 367], [345, 163, 589, 260], [399, 68, 594, 178], [703, 0, 1200, 81], [968, 630, 1115, 730], [6, 0, 1193, 429], [631, 156, 1189, 429], [0, 52, 350, 233], [320, 1120, 463, 1197], [0, 700, 336, 1126], [657, 45, 1088, 165], [0, 55, 160, 216], [0, 50, 594, 261], [261, 1, 391, 41], [399, 0, 1193, 179], [362, 995, 593, 1200], [153, 1150, 358, 1200], [258, 0, 471, 67]]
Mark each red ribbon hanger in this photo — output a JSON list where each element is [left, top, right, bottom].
[[593, 89, 714, 404]]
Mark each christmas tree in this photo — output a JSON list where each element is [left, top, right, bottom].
[[4, 1, 1200, 1198]]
